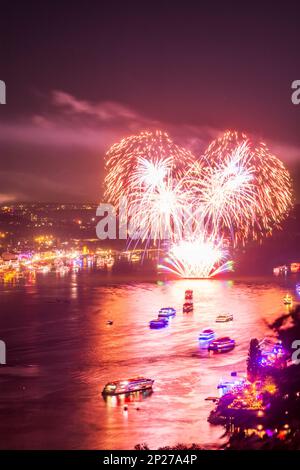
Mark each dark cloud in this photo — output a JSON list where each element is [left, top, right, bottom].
[[0, 90, 299, 202]]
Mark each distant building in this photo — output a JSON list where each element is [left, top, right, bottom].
[[273, 263, 300, 275], [1, 252, 18, 261], [273, 265, 288, 276], [290, 262, 300, 273]]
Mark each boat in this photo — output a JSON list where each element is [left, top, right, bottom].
[[291, 263, 300, 273], [149, 318, 168, 329], [107, 320, 113, 325], [183, 302, 193, 313], [273, 265, 289, 276], [198, 328, 215, 341], [283, 294, 292, 305], [217, 376, 246, 396], [185, 289, 193, 300], [102, 377, 154, 396], [158, 307, 176, 318], [296, 283, 300, 295], [208, 337, 235, 352], [216, 313, 233, 322]]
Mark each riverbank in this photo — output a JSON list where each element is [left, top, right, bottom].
[[211, 304, 300, 449]]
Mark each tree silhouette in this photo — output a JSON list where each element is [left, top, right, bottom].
[[247, 338, 262, 382]]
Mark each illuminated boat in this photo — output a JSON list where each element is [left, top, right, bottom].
[[283, 294, 292, 305], [199, 328, 215, 342], [183, 302, 193, 313], [291, 262, 300, 273], [158, 307, 176, 318], [102, 377, 154, 396], [208, 337, 235, 352], [296, 283, 300, 295], [149, 318, 168, 329], [216, 313, 233, 322], [185, 289, 193, 300], [217, 376, 246, 396]]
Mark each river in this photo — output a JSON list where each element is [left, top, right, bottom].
[[0, 271, 298, 449]]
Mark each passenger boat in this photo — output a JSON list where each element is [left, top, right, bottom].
[[198, 328, 215, 342], [216, 313, 233, 322], [208, 336, 235, 352], [296, 283, 300, 295], [185, 290, 193, 300], [183, 302, 193, 313], [217, 376, 246, 396], [158, 307, 176, 318], [102, 377, 154, 395], [149, 318, 168, 329], [283, 294, 292, 305]]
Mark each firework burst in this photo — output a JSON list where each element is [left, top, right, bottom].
[[104, 130, 196, 205], [195, 131, 293, 243], [128, 173, 190, 244], [158, 237, 233, 278], [103, 130, 293, 278]]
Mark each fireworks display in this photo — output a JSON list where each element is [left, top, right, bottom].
[[104, 130, 293, 278], [192, 131, 293, 244], [158, 238, 233, 279], [104, 130, 196, 205]]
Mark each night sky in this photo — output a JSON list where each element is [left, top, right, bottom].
[[1, 1, 300, 202]]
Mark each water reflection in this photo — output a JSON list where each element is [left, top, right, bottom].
[[104, 390, 153, 407], [0, 274, 299, 449]]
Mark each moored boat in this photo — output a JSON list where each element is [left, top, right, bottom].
[[217, 376, 246, 396]]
